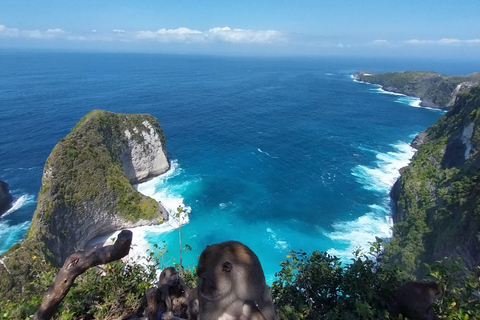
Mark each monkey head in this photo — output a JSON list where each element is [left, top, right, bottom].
[[397, 281, 443, 320], [197, 241, 275, 320], [159, 267, 180, 287], [197, 241, 264, 301]]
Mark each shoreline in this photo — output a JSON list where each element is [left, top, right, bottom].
[[85, 159, 190, 264], [351, 74, 447, 111]]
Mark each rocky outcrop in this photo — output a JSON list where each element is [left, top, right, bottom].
[[386, 85, 480, 275], [0, 180, 13, 216], [121, 120, 169, 184], [353, 71, 480, 110], [27, 110, 170, 265]]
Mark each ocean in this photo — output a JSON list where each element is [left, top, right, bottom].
[[1, 52, 478, 283]]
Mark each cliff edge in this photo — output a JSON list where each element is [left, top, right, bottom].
[[353, 71, 480, 110], [387, 85, 480, 275], [0, 110, 170, 299], [30, 110, 170, 265]]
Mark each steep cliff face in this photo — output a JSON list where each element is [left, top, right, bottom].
[[121, 119, 169, 184], [387, 86, 480, 275], [27, 110, 169, 265], [0, 180, 13, 216], [354, 71, 480, 110]]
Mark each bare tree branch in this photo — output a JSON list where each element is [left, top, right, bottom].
[[32, 230, 133, 320]]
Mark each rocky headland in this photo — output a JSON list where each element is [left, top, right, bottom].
[[387, 84, 480, 275], [0, 110, 170, 298], [0, 180, 13, 216], [353, 70, 480, 110]]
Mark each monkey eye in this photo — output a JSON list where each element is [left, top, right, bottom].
[[222, 261, 233, 272]]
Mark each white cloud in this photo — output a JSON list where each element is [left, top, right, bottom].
[[369, 39, 390, 46], [4, 23, 476, 51], [46, 28, 66, 34], [207, 27, 285, 44], [403, 38, 480, 46], [0, 24, 286, 46], [0, 24, 69, 39], [135, 27, 204, 43]]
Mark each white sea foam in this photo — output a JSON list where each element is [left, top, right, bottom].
[[373, 87, 405, 96], [409, 98, 422, 108], [325, 141, 415, 260], [352, 75, 430, 111], [352, 142, 415, 194], [0, 220, 30, 254], [136, 160, 191, 229], [326, 204, 393, 258], [219, 202, 232, 210], [266, 227, 290, 251], [257, 148, 279, 159], [89, 160, 192, 265], [371, 87, 446, 111], [2, 194, 35, 217]]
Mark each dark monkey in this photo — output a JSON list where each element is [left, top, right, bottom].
[[158, 266, 188, 315], [397, 281, 442, 320]]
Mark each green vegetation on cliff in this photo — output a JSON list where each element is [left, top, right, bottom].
[[386, 85, 480, 275], [0, 110, 169, 306], [2, 89, 480, 319], [354, 71, 480, 110], [3, 239, 479, 320], [30, 110, 168, 263]]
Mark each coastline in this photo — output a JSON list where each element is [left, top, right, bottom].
[[85, 159, 190, 265], [351, 74, 446, 111]]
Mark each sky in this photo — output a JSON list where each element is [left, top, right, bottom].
[[1, 0, 479, 59]]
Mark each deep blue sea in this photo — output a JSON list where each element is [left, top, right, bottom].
[[1, 53, 479, 282]]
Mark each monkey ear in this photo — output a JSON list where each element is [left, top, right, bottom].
[[222, 261, 233, 272]]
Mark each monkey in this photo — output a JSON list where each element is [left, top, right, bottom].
[[159, 287, 199, 320], [396, 281, 443, 320], [187, 287, 199, 320], [196, 241, 276, 320], [158, 267, 180, 311], [158, 266, 189, 316], [241, 300, 269, 320]]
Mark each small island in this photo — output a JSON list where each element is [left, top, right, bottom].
[[353, 70, 480, 110], [1, 110, 171, 300]]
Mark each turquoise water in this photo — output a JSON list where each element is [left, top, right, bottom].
[[1, 53, 478, 282]]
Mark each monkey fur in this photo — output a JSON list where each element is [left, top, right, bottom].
[[158, 267, 189, 317], [187, 287, 199, 320], [197, 240, 276, 320], [396, 281, 442, 320]]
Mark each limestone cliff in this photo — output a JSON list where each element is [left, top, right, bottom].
[[387, 85, 480, 275], [121, 120, 169, 184], [0, 180, 13, 216], [354, 71, 480, 110], [4, 110, 169, 267]]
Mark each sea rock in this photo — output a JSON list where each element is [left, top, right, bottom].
[[0, 180, 13, 216], [28, 110, 170, 265], [411, 131, 428, 150]]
